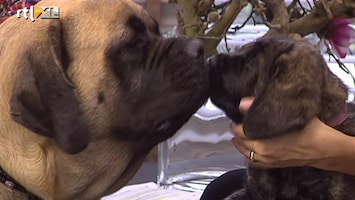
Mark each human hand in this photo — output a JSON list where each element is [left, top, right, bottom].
[[231, 97, 341, 169]]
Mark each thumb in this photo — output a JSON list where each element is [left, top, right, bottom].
[[239, 97, 255, 114]]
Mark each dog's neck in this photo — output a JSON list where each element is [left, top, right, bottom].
[[0, 166, 41, 200]]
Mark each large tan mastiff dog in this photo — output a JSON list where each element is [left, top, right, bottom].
[[0, 0, 209, 199]]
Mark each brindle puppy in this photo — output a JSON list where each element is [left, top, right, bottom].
[[208, 36, 355, 200]]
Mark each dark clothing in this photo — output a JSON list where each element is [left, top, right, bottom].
[[200, 169, 247, 200]]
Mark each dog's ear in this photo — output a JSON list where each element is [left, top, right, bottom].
[[242, 38, 322, 139], [10, 20, 90, 154]]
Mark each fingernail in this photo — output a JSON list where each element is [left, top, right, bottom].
[[239, 97, 254, 112]]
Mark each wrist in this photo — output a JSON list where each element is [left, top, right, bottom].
[[308, 122, 355, 174]]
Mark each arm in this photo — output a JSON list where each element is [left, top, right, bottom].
[[232, 98, 355, 176]]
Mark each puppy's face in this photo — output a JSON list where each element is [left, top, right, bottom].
[[208, 37, 344, 139], [208, 42, 259, 123], [6, 0, 209, 154]]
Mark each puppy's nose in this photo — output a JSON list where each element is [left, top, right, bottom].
[[186, 39, 205, 59]]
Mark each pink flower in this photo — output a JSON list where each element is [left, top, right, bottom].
[[324, 18, 355, 58]]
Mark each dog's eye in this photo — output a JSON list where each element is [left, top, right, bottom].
[[124, 39, 140, 48], [105, 35, 149, 65], [124, 37, 147, 49], [106, 37, 146, 58]]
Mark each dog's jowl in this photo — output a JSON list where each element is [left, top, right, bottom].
[[0, 0, 209, 199], [208, 36, 355, 200]]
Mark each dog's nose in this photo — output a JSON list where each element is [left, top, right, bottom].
[[207, 55, 218, 68], [186, 39, 204, 59]]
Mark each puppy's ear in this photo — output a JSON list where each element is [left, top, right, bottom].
[[243, 39, 322, 139], [10, 20, 90, 154]]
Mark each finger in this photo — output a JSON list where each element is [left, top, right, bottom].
[[239, 97, 255, 114], [231, 123, 248, 139], [232, 138, 255, 160], [232, 138, 269, 164]]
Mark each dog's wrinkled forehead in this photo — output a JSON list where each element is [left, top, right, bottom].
[[42, 0, 159, 49], [100, 0, 159, 33], [126, 14, 160, 36]]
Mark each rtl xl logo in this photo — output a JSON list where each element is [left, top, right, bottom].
[[16, 6, 60, 22]]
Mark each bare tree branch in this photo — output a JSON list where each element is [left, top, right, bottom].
[[207, 0, 248, 37], [287, 0, 298, 12], [290, 0, 355, 37], [214, 1, 232, 9], [231, 8, 254, 31], [201, 0, 248, 56], [170, 0, 355, 57], [197, 0, 214, 16], [176, 0, 203, 36], [261, 0, 290, 37]]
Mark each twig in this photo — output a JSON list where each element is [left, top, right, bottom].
[[230, 7, 254, 32], [306, 0, 313, 9], [297, 0, 308, 15], [287, 0, 299, 12], [250, 0, 270, 25], [223, 35, 231, 52], [325, 45, 355, 85]]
